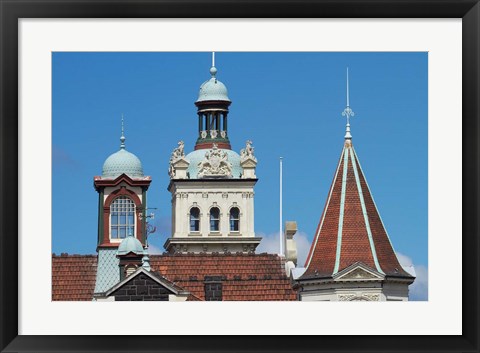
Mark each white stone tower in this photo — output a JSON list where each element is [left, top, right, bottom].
[[165, 54, 261, 254]]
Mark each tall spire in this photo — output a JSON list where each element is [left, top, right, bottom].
[[300, 132, 413, 281], [120, 114, 126, 149], [342, 68, 355, 141]]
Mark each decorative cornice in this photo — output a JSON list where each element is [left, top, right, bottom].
[[94, 173, 151, 191]]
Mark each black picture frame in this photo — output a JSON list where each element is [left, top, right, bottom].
[[1, 1, 478, 352]]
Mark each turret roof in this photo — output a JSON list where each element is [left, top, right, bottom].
[[196, 66, 231, 103], [301, 140, 413, 279]]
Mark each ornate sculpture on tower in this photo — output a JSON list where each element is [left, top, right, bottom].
[[168, 141, 189, 179], [197, 143, 233, 178], [240, 140, 256, 162]]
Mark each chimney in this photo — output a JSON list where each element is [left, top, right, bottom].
[[284, 221, 298, 277]]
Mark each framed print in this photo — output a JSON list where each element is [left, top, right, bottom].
[[1, 1, 479, 352]]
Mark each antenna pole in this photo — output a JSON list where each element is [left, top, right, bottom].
[[279, 157, 283, 256]]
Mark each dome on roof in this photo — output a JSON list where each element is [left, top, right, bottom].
[[117, 235, 144, 256], [185, 148, 243, 179], [196, 66, 231, 103], [102, 148, 144, 179]]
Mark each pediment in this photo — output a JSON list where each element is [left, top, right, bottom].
[[334, 262, 384, 281], [173, 157, 190, 168], [103, 267, 186, 297], [240, 157, 257, 168]]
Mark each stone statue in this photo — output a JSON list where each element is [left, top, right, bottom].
[[168, 141, 185, 178], [172, 140, 184, 159], [240, 140, 256, 162]]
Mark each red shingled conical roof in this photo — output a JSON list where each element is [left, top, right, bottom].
[[302, 139, 412, 279]]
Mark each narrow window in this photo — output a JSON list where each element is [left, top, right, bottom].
[[190, 207, 200, 232], [210, 207, 220, 232], [110, 196, 135, 239], [204, 276, 223, 301], [230, 207, 240, 232]]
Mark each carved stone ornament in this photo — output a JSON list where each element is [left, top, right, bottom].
[[197, 143, 233, 178], [168, 140, 185, 178], [362, 293, 380, 301], [201, 130, 208, 139], [210, 130, 218, 139], [338, 293, 380, 301], [338, 294, 357, 301], [240, 140, 257, 162], [220, 130, 226, 138], [340, 268, 378, 280]]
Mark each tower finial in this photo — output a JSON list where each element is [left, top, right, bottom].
[[120, 114, 126, 149], [347, 67, 350, 107], [342, 67, 354, 140], [210, 51, 217, 77]]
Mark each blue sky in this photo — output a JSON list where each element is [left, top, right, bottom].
[[52, 52, 428, 299]]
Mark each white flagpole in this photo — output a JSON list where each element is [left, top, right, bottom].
[[279, 157, 283, 256]]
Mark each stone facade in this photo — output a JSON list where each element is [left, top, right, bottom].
[[165, 179, 261, 254]]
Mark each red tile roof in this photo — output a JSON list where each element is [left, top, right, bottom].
[[302, 141, 412, 279], [52, 253, 297, 301], [151, 253, 297, 301], [52, 254, 98, 301]]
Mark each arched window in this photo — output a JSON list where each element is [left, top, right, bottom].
[[229, 207, 240, 232], [210, 207, 220, 232], [110, 196, 135, 239], [190, 207, 200, 232]]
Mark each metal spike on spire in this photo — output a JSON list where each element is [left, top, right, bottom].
[[346, 67, 350, 107], [210, 51, 217, 78], [120, 114, 126, 149], [279, 156, 283, 256], [342, 67, 355, 140]]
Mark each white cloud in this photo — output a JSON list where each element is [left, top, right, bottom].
[[396, 252, 428, 301], [256, 231, 281, 254], [396, 252, 413, 267], [146, 244, 163, 255], [256, 231, 312, 267]]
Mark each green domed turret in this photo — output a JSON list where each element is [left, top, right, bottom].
[[196, 66, 231, 103], [102, 119, 144, 179], [102, 149, 144, 178], [117, 234, 144, 256]]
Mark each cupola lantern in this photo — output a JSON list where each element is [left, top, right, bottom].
[[194, 52, 232, 150]]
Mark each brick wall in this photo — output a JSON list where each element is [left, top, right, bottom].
[[111, 273, 173, 301]]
